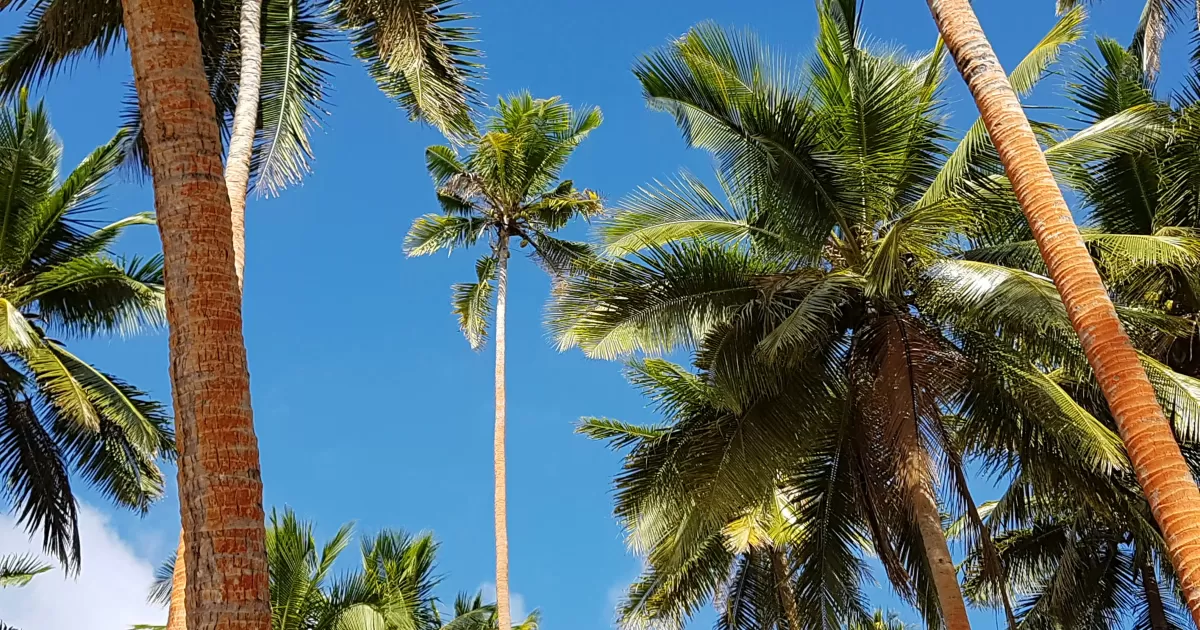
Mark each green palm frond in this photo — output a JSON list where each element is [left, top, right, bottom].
[[634, 22, 839, 250], [549, 241, 777, 360], [577, 417, 670, 448], [251, 0, 336, 196], [0, 0, 124, 96], [1045, 103, 1171, 187], [0, 553, 49, 587], [451, 256, 495, 350], [334, 0, 481, 139], [147, 551, 174, 606], [0, 392, 80, 571], [25, 255, 165, 337], [404, 214, 489, 256], [600, 172, 787, 256]]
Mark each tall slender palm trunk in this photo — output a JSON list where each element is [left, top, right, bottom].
[[904, 451, 972, 630], [121, 0, 269, 627], [225, 0, 263, 283], [926, 1, 1200, 624], [164, 2, 262, 623], [769, 546, 802, 630], [494, 233, 511, 630]]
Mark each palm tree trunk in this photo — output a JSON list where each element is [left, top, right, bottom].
[[494, 233, 511, 630], [165, 534, 186, 630], [120, 0, 269, 628], [224, 0, 263, 283], [163, 1, 262, 618], [907, 467, 972, 630], [769, 546, 802, 630], [1142, 559, 1170, 630], [926, 1, 1200, 624], [950, 458, 1017, 629]]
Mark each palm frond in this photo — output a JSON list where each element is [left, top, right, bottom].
[[404, 214, 489, 256], [0, 393, 79, 571], [251, 0, 336, 196], [451, 255, 494, 350], [333, 0, 481, 139], [0, 553, 49, 587]]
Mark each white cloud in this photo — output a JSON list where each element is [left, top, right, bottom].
[[0, 504, 167, 630], [478, 583, 529, 625]]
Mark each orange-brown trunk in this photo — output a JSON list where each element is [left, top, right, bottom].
[[905, 452, 973, 630], [166, 534, 186, 630], [927, 0, 1200, 624], [493, 234, 511, 630], [120, 0, 270, 628]]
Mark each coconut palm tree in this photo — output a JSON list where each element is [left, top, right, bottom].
[[404, 93, 602, 630], [551, 4, 1188, 627], [0, 90, 171, 573], [924, 0, 1200, 624], [433, 591, 541, 630], [148, 510, 532, 630]]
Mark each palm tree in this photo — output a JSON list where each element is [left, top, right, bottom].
[[926, 0, 1200, 624], [0, 91, 172, 573], [405, 93, 602, 630], [433, 592, 541, 630], [148, 509, 526, 630], [550, 4, 1190, 627], [1, 554, 50, 630]]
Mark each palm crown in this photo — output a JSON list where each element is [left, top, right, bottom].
[[404, 93, 602, 348], [0, 90, 171, 572], [551, 2, 1200, 628]]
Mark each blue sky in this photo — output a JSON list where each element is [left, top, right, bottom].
[[0, 1, 1192, 629]]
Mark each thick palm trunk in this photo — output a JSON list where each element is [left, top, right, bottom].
[[906, 461, 973, 630], [769, 546, 802, 630], [225, 0, 263, 283], [494, 234, 511, 630], [163, 0, 261, 618], [926, 1, 1200, 624], [121, 0, 269, 628]]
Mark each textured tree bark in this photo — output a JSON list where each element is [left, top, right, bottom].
[[224, 0, 263, 283], [494, 233, 511, 630], [769, 546, 802, 630], [906, 456, 973, 630], [163, 0, 261, 617], [926, 1, 1200, 625], [120, 0, 270, 627], [165, 534, 186, 630]]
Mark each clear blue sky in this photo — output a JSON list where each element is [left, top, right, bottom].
[[5, 0, 1191, 628]]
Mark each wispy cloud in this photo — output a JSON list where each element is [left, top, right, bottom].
[[0, 504, 166, 630]]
